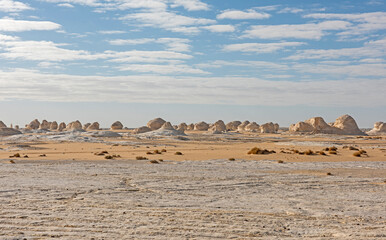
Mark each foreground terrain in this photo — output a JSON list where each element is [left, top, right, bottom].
[[0, 132, 385, 239]]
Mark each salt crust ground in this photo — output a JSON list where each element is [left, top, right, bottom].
[[0, 159, 385, 239]]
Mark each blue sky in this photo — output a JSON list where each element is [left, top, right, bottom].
[[0, 0, 385, 127]]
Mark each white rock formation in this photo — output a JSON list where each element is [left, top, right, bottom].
[[39, 120, 50, 130], [87, 122, 100, 131], [83, 123, 91, 130], [58, 122, 66, 131], [194, 121, 209, 131], [147, 118, 166, 131], [177, 123, 188, 131], [260, 122, 279, 133], [27, 119, 40, 130], [226, 121, 241, 131], [367, 122, 386, 135], [134, 126, 152, 134], [211, 120, 226, 132], [244, 122, 260, 132], [67, 120, 83, 131], [111, 121, 123, 130], [0, 121, 6, 128], [237, 121, 250, 132], [0, 127, 22, 136], [333, 114, 365, 135], [187, 123, 195, 131], [50, 121, 58, 131]]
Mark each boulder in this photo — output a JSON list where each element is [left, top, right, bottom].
[[212, 120, 226, 132], [111, 121, 123, 130], [226, 121, 241, 131], [177, 123, 188, 131], [67, 120, 83, 131], [367, 122, 386, 135], [237, 121, 250, 132], [50, 121, 58, 130], [244, 122, 260, 132], [260, 122, 278, 133], [194, 121, 209, 131], [27, 119, 40, 130], [83, 123, 91, 130], [0, 121, 6, 128], [39, 120, 50, 130], [87, 122, 100, 131], [58, 122, 66, 131], [147, 118, 166, 131], [134, 126, 152, 134], [0, 127, 22, 137], [333, 114, 365, 135]]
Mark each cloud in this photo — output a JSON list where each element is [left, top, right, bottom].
[[223, 42, 305, 53], [1, 69, 385, 107], [117, 64, 209, 74], [57, 3, 74, 8], [278, 7, 303, 14], [217, 9, 270, 20], [0, 0, 32, 12], [304, 12, 386, 36], [286, 38, 386, 60], [0, 18, 61, 32], [107, 50, 193, 63], [196, 60, 289, 70], [108, 38, 191, 52], [242, 21, 351, 40], [201, 25, 235, 33], [170, 0, 209, 11], [98, 30, 126, 34], [120, 10, 215, 33]]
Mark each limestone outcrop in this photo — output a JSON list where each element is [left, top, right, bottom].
[[161, 122, 175, 130], [187, 123, 194, 131], [27, 119, 40, 130], [0, 121, 6, 128], [87, 122, 100, 130], [210, 120, 226, 132], [67, 120, 83, 131], [50, 121, 58, 131], [0, 127, 22, 136], [134, 126, 152, 134], [260, 122, 279, 133], [147, 118, 166, 131], [367, 122, 386, 135], [39, 120, 50, 130], [237, 121, 250, 132], [194, 121, 209, 131], [83, 123, 91, 130], [332, 114, 365, 135], [58, 122, 66, 131], [177, 123, 188, 131], [244, 122, 260, 132], [226, 121, 241, 131], [111, 121, 123, 130]]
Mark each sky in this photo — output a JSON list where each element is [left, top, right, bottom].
[[0, 0, 385, 128]]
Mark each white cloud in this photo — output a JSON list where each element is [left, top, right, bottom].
[[120, 10, 215, 33], [108, 38, 191, 52], [217, 9, 270, 20], [0, 69, 385, 107], [201, 25, 235, 33], [98, 30, 126, 34], [243, 21, 351, 40], [223, 42, 305, 53], [278, 7, 303, 14], [286, 38, 386, 60], [0, 0, 32, 12], [0, 18, 61, 32], [107, 50, 192, 63], [196, 60, 289, 70], [170, 0, 209, 11], [57, 3, 74, 8], [117, 64, 209, 74], [304, 12, 386, 36]]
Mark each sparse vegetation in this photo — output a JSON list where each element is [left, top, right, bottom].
[[39, 154, 46, 157], [146, 151, 153, 155], [349, 146, 359, 151], [329, 151, 337, 155], [9, 160, 15, 164], [319, 151, 326, 156], [149, 160, 159, 164], [136, 156, 148, 160], [175, 151, 183, 155], [153, 150, 161, 154], [9, 153, 21, 158], [161, 149, 167, 153], [228, 158, 235, 161], [353, 151, 361, 157], [105, 155, 113, 159], [304, 150, 314, 155], [247, 147, 275, 155], [326, 172, 332, 176], [278, 160, 284, 163], [359, 150, 367, 154]]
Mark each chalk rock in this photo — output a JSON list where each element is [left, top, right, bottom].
[[0, 127, 22, 136], [111, 121, 123, 130], [67, 120, 83, 131], [58, 122, 66, 131], [134, 126, 152, 134], [289, 122, 314, 133], [244, 122, 260, 132], [333, 114, 365, 135], [146, 118, 166, 131], [87, 122, 100, 130], [211, 120, 226, 132], [50, 121, 58, 130], [237, 121, 250, 132], [0, 121, 6, 128], [27, 119, 40, 130], [186, 123, 195, 131], [177, 123, 188, 131], [226, 121, 241, 131], [367, 122, 386, 135], [14, 125, 19, 130], [39, 120, 50, 130], [194, 121, 209, 131], [83, 123, 91, 130], [260, 122, 278, 133], [161, 122, 175, 130]]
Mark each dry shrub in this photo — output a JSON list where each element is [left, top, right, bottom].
[[9, 160, 15, 164], [105, 155, 113, 159], [319, 151, 326, 156], [136, 156, 148, 160], [228, 158, 235, 161], [277, 160, 284, 163], [326, 172, 332, 176], [161, 149, 167, 153], [247, 147, 275, 155], [153, 150, 161, 154], [349, 146, 359, 151], [146, 151, 153, 155], [149, 160, 159, 164], [359, 150, 367, 154], [304, 150, 314, 155], [329, 151, 337, 155], [353, 151, 361, 157], [175, 152, 183, 155], [329, 146, 338, 151], [101, 150, 108, 154]]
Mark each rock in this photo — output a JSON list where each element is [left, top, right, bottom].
[[87, 122, 100, 131], [333, 114, 365, 135], [14, 125, 19, 130], [212, 120, 226, 132], [39, 120, 50, 130], [304, 117, 336, 133], [147, 118, 166, 131], [58, 122, 66, 131], [177, 123, 188, 131], [50, 121, 58, 130], [367, 122, 386, 135], [187, 123, 195, 131], [83, 123, 91, 130], [237, 121, 250, 132], [161, 122, 175, 130], [0, 121, 7, 128], [134, 126, 152, 134], [274, 123, 280, 132], [111, 121, 123, 130], [88, 131, 121, 138], [208, 125, 224, 134], [260, 122, 279, 133], [289, 122, 314, 133], [226, 121, 241, 131], [27, 119, 40, 130], [67, 120, 83, 131], [194, 121, 209, 131], [0, 128, 22, 136], [244, 122, 260, 132]]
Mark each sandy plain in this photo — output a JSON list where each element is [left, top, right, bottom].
[[0, 130, 385, 239]]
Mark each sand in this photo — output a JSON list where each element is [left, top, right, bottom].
[[0, 130, 385, 239]]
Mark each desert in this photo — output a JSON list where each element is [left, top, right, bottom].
[[0, 116, 385, 239]]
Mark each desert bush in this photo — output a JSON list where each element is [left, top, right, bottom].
[[326, 172, 332, 176], [146, 151, 153, 155], [228, 158, 235, 161], [154, 150, 161, 154], [105, 155, 113, 159], [161, 149, 167, 152], [277, 160, 284, 163], [349, 146, 359, 151], [329, 146, 337, 151], [319, 151, 326, 155], [175, 152, 183, 155], [329, 151, 337, 155], [136, 156, 148, 160], [353, 151, 361, 157], [9, 160, 15, 164], [149, 160, 159, 164], [359, 150, 367, 154], [305, 150, 314, 155]]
